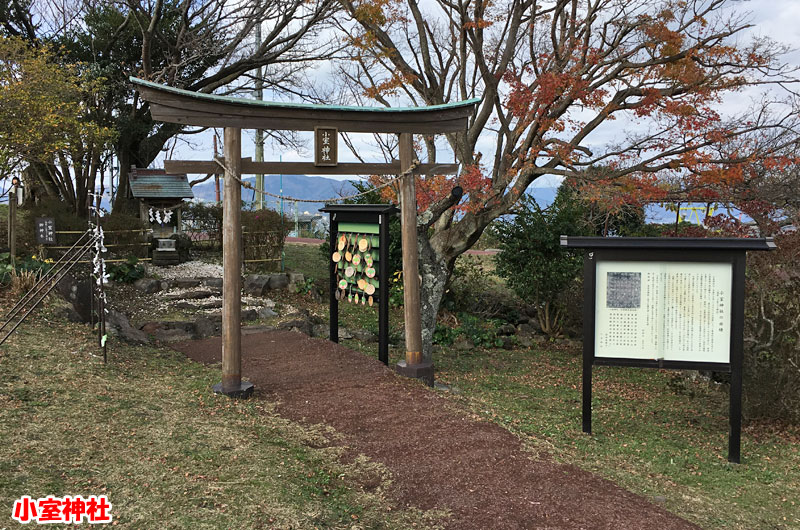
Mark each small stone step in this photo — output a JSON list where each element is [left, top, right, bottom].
[[163, 290, 215, 301], [173, 279, 202, 289]]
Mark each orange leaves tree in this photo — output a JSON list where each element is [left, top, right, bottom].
[[339, 0, 799, 361]]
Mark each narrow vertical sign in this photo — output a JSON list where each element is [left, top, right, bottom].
[[314, 127, 338, 167], [35, 217, 56, 245]]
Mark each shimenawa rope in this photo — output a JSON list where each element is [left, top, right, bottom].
[[212, 156, 419, 203]]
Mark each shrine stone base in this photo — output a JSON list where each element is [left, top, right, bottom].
[[395, 360, 434, 387], [212, 381, 254, 399]]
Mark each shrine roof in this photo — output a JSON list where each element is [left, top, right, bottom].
[[130, 168, 194, 199]]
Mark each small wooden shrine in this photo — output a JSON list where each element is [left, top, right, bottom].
[[129, 167, 194, 238]]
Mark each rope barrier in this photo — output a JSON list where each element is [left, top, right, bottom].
[[213, 156, 420, 204]]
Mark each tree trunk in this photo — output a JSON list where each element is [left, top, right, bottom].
[[113, 149, 136, 214], [418, 231, 451, 363]]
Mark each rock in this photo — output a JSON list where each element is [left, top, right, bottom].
[[160, 281, 171, 291], [242, 325, 276, 335], [523, 305, 539, 318], [262, 298, 276, 310], [61, 306, 83, 323], [338, 327, 353, 340], [162, 321, 196, 332], [257, 307, 278, 319], [242, 308, 259, 321], [517, 322, 538, 335], [453, 337, 473, 351], [278, 318, 313, 336], [311, 324, 329, 338], [55, 275, 93, 323], [352, 329, 378, 342], [163, 290, 214, 301], [497, 323, 516, 336], [175, 300, 223, 310], [267, 273, 289, 290], [193, 316, 219, 339], [105, 309, 149, 344], [140, 321, 164, 334], [202, 277, 223, 289], [152, 328, 195, 343], [173, 278, 201, 289], [500, 336, 515, 350], [287, 272, 305, 290], [244, 275, 270, 296], [518, 335, 535, 348], [206, 312, 223, 322]]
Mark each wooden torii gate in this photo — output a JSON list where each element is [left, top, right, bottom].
[[131, 77, 479, 396]]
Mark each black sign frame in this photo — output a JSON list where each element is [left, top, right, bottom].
[[321, 204, 399, 364], [561, 236, 776, 463]]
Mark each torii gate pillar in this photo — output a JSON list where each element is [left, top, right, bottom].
[[212, 127, 253, 398], [395, 133, 433, 385]]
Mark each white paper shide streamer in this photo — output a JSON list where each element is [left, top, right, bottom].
[[148, 207, 173, 225], [89, 195, 109, 311]]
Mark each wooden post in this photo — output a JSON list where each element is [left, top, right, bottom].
[[8, 183, 17, 268], [213, 127, 253, 398], [395, 133, 433, 385]]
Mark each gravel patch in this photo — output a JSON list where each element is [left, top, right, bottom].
[[148, 261, 223, 280]]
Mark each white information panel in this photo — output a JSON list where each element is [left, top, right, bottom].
[[595, 261, 732, 363]]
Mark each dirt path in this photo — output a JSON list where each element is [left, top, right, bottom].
[[172, 331, 698, 530]]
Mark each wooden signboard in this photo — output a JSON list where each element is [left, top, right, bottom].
[[561, 236, 776, 463], [314, 127, 338, 167], [322, 204, 398, 365], [35, 217, 56, 245]]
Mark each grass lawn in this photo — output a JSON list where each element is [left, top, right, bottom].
[[283, 243, 328, 281], [434, 344, 800, 529], [0, 298, 443, 529], [281, 243, 800, 529]]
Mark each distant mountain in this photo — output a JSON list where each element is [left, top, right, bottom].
[[191, 174, 357, 214], [187, 175, 721, 225]]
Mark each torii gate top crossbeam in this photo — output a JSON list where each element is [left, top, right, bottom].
[[130, 77, 480, 134]]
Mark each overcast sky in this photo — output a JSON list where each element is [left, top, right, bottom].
[[150, 0, 799, 195]]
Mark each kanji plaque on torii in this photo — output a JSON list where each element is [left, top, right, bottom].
[[314, 126, 338, 167]]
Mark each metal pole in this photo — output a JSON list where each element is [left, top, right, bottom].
[[254, 20, 265, 211]]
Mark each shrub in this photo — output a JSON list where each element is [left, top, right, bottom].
[[241, 208, 291, 272], [0, 252, 53, 286], [16, 197, 87, 255], [107, 257, 145, 284], [101, 210, 148, 259], [433, 313, 506, 348], [491, 189, 587, 336], [741, 224, 800, 423], [182, 201, 223, 250], [442, 255, 514, 319]]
